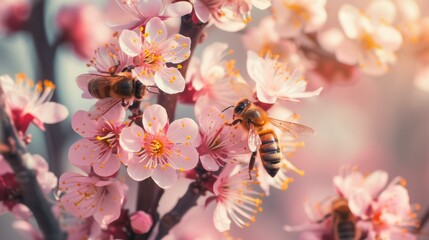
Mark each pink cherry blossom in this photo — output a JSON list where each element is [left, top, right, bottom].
[[193, 0, 246, 32], [336, 3, 403, 76], [333, 169, 388, 199], [186, 42, 253, 115], [57, 4, 111, 59], [0, 74, 69, 133], [0, 0, 30, 35], [130, 211, 153, 234], [120, 104, 199, 188], [119, 17, 191, 94], [60, 211, 113, 240], [12, 220, 43, 240], [58, 171, 124, 227], [246, 51, 322, 104], [271, 0, 327, 38], [111, 0, 192, 30], [211, 164, 263, 232], [220, 0, 271, 24], [69, 104, 128, 177], [197, 106, 249, 171]]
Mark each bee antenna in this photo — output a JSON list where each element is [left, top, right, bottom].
[[146, 86, 159, 95], [122, 65, 135, 72], [222, 105, 234, 113]]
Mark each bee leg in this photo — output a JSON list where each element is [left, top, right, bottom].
[[248, 151, 257, 180], [225, 119, 242, 126]]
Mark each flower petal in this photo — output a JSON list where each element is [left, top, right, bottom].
[[338, 4, 361, 39], [93, 181, 123, 226], [161, 35, 191, 64], [349, 189, 372, 218], [120, 125, 145, 152], [366, 0, 396, 24], [92, 154, 121, 177], [167, 118, 198, 144], [335, 39, 360, 65], [200, 154, 220, 171], [127, 156, 154, 181], [71, 110, 99, 137], [152, 165, 177, 188], [362, 170, 388, 198], [213, 204, 231, 232], [169, 144, 199, 170], [154, 67, 185, 94], [68, 139, 109, 168], [143, 104, 168, 134], [137, 0, 163, 18], [119, 30, 142, 57], [32, 102, 69, 124], [194, 0, 210, 23], [247, 51, 264, 84], [145, 17, 167, 44], [163, 1, 192, 17]]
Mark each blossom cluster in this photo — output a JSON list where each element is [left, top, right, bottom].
[[286, 169, 419, 240]]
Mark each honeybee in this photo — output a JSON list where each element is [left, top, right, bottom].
[[77, 65, 147, 119], [331, 198, 361, 240], [225, 99, 314, 177]]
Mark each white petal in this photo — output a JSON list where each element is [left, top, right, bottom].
[[119, 30, 142, 57], [155, 67, 185, 94], [213, 204, 231, 232], [163, 1, 192, 17], [366, 0, 396, 24], [338, 4, 361, 39], [127, 158, 154, 181], [152, 165, 178, 188], [335, 39, 360, 65], [145, 17, 167, 44]]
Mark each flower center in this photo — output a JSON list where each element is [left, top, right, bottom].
[[96, 132, 117, 148], [285, 3, 310, 22], [149, 139, 164, 156], [361, 33, 381, 50]]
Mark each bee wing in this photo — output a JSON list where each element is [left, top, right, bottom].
[[88, 98, 122, 120], [268, 117, 315, 137], [248, 124, 261, 152]]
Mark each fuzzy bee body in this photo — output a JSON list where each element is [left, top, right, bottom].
[[227, 99, 314, 178], [332, 198, 360, 240]]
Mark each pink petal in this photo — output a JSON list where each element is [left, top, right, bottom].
[[133, 67, 156, 85], [119, 29, 142, 57], [252, 0, 271, 10], [71, 110, 99, 137], [117, 146, 132, 165], [142, 104, 168, 134], [152, 165, 178, 188], [97, 102, 125, 125], [213, 204, 231, 232], [201, 42, 229, 74], [120, 125, 145, 152], [76, 74, 95, 99], [246, 51, 264, 84], [154, 67, 185, 94], [161, 35, 191, 64], [68, 138, 110, 168], [373, 24, 403, 51], [304, 7, 327, 33], [317, 28, 345, 53], [92, 154, 121, 177], [93, 181, 123, 226], [32, 102, 69, 124], [145, 17, 167, 44], [366, 0, 396, 24], [378, 185, 410, 216], [349, 189, 372, 218], [137, 0, 163, 18], [213, 18, 246, 32], [256, 84, 277, 104], [338, 4, 361, 39], [335, 39, 360, 65], [194, 0, 210, 23], [167, 118, 199, 144], [200, 154, 220, 171], [169, 144, 199, 170], [127, 157, 154, 181], [362, 170, 388, 198], [163, 1, 192, 17]]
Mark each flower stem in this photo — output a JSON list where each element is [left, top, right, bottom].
[[133, 14, 207, 240], [0, 88, 66, 240]]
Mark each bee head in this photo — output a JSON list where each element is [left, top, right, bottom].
[[134, 80, 146, 99], [234, 99, 251, 115]]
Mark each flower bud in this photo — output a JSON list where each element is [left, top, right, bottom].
[[130, 211, 152, 234]]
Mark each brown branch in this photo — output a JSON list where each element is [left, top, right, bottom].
[[133, 15, 207, 240], [26, 0, 67, 175], [0, 88, 66, 240], [155, 181, 201, 240]]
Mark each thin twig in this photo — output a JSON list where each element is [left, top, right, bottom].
[[0, 87, 66, 240]]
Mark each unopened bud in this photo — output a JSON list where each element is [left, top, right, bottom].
[[130, 211, 152, 234]]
